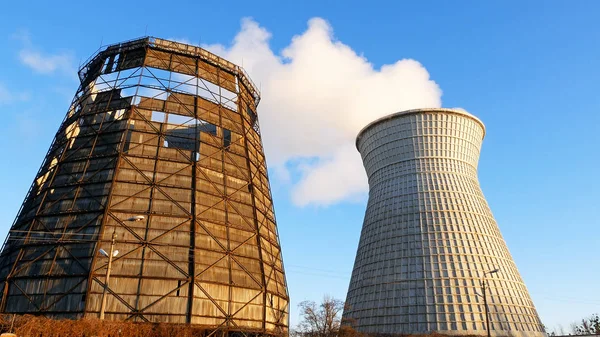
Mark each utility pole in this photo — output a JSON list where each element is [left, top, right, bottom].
[[482, 268, 499, 337], [483, 278, 491, 337], [99, 230, 116, 320]]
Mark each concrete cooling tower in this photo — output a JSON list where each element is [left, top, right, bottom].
[[0, 37, 288, 336], [343, 108, 545, 337]]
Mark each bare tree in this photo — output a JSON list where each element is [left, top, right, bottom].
[[572, 313, 600, 335], [295, 296, 345, 337]]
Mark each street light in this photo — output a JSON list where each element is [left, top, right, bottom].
[[98, 248, 119, 258], [481, 268, 499, 337], [98, 215, 144, 320]]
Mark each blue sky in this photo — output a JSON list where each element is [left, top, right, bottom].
[[0, 0, 599, 333]]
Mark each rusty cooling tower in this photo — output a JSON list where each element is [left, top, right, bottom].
[[343, 108, 545, 337], [0, 37, 288, 336]]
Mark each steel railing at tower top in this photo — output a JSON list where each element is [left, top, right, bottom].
[[78, 36, 261, 105]]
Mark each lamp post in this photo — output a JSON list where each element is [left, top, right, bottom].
[[99, 216, 144, 319], [482, 268, 499, 337], [99, 230, 118, 320]]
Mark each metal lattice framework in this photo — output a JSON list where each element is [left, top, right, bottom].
[[0, 37, 288, 336]]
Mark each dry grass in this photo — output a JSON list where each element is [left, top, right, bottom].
[[0, 315, 496, 337], [0, 315, 225, 337]]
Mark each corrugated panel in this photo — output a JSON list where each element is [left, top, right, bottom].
[[0, 38, 288, 336]]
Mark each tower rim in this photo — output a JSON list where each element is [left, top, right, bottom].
[[355, 108, 486, 149], [78, 36, 261, 106]]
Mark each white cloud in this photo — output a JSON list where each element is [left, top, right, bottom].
[[14, 110, 42, 141], [291, 144, 369, 207], [14, 31, 75, 75], [0, 84, 12, 104], [19, 50, 74, 75], [0, 82, 30, 105], [202, 17, 443, 206]]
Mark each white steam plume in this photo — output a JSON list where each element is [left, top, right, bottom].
[[204, 18, 442, 206]]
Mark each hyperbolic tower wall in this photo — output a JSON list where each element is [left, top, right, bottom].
[[343, 109, 545, 336], [0, 37, 288, 335]]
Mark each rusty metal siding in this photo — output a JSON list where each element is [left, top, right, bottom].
[[0, 37, 288, 336]]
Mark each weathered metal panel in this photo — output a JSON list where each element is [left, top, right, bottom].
[[0, 37, 287, 336]]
